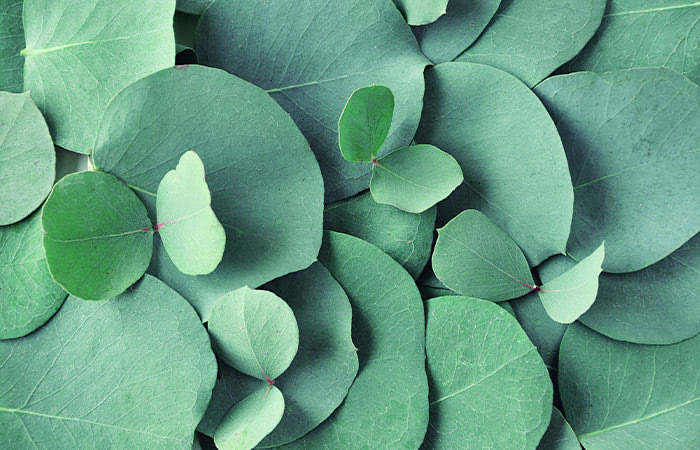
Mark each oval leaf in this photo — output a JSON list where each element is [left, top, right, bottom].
[[338, 85, 395, 162], [209, 287, 299, 381], [0, 92, 55, 226], [424, 296, 552, 449], [42, 171, 153, 301], [538, 407, 580, 450], [433, 210, 535, 301], [535, 68, 700, 273], [156, 150, 226, 275], [0, 275, 217, 449], [0, 0, 24, 92], [370, 144, 463, 214], [393, 0, 448, 25], [416, 63, 573, 265]]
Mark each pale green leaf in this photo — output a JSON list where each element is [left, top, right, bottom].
[[535, 69, 700, 273], [538, 407, 580, 450], [0, 0, 23, 92], [392, 0, 448, 25], [0, 275, 217, 449], [338, 85, 395, 162], [156, 151, 225, 276], [416, 63, 573, 266], [42, 171, 153, 301], [423, 296, 552, 449], [432, 210, 535, 301], [370, 144, 463, 214]]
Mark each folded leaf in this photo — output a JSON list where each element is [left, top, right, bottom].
[[392, 0, 448, 25], [338, 85, 394, 162], [538, 407, 580, 450], [0, 0, 24, 92]]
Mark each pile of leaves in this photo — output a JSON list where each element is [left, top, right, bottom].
[[1, 0, 699, 449]]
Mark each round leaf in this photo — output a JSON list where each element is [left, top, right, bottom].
[[538, 407, 580, 450], [535, 68, 700, 273], [392, 0, 448, 25], [416, 63, 574, 266], [338, 85, 395, 162], [424, 296, 553, 449], [0, 92, 55, 226], [42, 171, 153, 301], [92, 65, 323, 320], [0, 211, 67, 340], [197, 0, 429, 202], [432, 210, 535, 301], [0, 0, 24, 92], [0, 275, 217, 449], [370, 144, 463, 214], [209, 287, 299, 381]]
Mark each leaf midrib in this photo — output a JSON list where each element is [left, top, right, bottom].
[[46, 228, 151, 244], [21, 29, 163, 56], [605, 1, 700, 17]]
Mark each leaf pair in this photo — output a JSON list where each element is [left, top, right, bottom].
[[339, 85, 463, 214]]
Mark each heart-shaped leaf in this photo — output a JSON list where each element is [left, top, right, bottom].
[[338, 85, 395, 162], [538, 407, 579, 450], [0, 0, 24, 92], [433, 210, 535, 301], [156, 150, 225, 275], [392, 0, 448, 25], [370, 144, 463, 214], [42, 171, 153, 301]]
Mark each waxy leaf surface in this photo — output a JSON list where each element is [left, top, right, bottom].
[[538, 407, 579, 450], [22, 0, 176, 152], [393, 0, 448, 25], [338, 85, 394, 162], [535, 69, 700, 273], [417, 63, 573, 266], [0, 0, 23, 92], [0, 275, 217, 449]]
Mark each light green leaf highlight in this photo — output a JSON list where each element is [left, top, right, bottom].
[[209, 286, 299, 381], [42, 171, 153, 301], [214, 386, 285, 450], [338, 85, 395, 163], [157, 151, 225, 275], [370, 144, 463, 214], [0, 0, 24, 92], [538, 407, 580, 450], [392, 0, 448, 25]]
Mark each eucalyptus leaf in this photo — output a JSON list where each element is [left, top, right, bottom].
[[42, 171, 153, 301], [454, 0, 606, 87], [22, 0, 176, 153], [370, 144, 463, 214], [0, 211, 67, 340], [535, 68, 700, 273], [177, 0, 213, 15], [214, 386, 285, 450], [0, 0, 23, 92], [197, 0, 429, 202], [432, 210, 535, 302], [538, 243, 605, 324], [416, 63, 573, 266], [338, 85, 395, 163], [0, 275, 217, 449], [0, 91, 55, 226], [156, 151, 226, 276], [92, 65, 323, 321], [538, 407, 580, 450], [423, 296, 552, 449], [566, 1, 700, 84], [174, 10, 199, 51], [413, 0, 502, 64], [559, 323, 700, 449], [55, 147, 88, 179], [286, 232, 429, 448], [392, 0, 448, 25], [209, 287, 299, 381], [324, 191, 436, 278]]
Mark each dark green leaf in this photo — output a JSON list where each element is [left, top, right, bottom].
[[0, 0, 24, 92], [177, 0, 213, 15], [538, 407, 580, 450], [338, 85, 394, 162]]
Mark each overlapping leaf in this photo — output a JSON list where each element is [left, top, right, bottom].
[[0, 0, 23, 92], [338, 85, 394, 163], [392, 0, 448, 25], [538, 408, 579, 450]]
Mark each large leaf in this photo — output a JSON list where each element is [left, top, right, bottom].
[[286, 232, 428, 448], [21, 0, 176, 153], [371, 144, 463, 214], [535, 69, 700, 273], [156, 151, 225, 276], [42, 171, 153, 301], [454, 0, 606, 87], [208, 287, 299, 382], [0, 275, 217, 449], [559, 323, 700, 449], [199, 263, 358, 447], [0, 92, 55, 226], [423, 296, 552, 449], [413, 0, 502, 64], [392, 0, 448, 25], [566, 1, 700, 84], [0, 211, 67, 340], [324, 191, 436, 278], [338, 85, 395, 163], [197, 0, 429, 202], [416, 63, 573, 266], [538, 407, 580, 450], [92, 65, 323, 321], [0, 0, 23, 92], [432, 210, 535, 301]]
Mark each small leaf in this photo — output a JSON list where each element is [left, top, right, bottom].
[[537, 407, 579, 450], [208, 286, 299, 381], [156, 151, 226, 275], [392, 0, 448, 25], [537, 243, 605, 324], [338, 85, 395, 162], [214, 386, 285, 450], [370, 144, 463, 214], [432, 210, 535, 301], [42, 171, 153, 301]]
